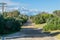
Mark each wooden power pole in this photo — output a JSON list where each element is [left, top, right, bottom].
[[0, 2, 7, 40], [0, 2, 7, 14]]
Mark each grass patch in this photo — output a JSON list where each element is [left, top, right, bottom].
[[55, 34, 60, 40], [52, 30, 60, 40], [34, 23, 47, 28], [49, 30, 60, 40]]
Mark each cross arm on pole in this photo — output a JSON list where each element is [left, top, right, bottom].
[[0, 2, 7, 14]]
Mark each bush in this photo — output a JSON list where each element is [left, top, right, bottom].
[[34, 17, 45, 24], [0, 15, 28, 36], [0, 17, 21, 36], [43, 17, 60, 31], [31, 13, 55, 24], [0, 11, 28, 36]]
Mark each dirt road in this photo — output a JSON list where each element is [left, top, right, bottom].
[[4, 20, 57, 40]]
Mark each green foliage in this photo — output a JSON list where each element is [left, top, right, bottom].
[[0, 16, 21, 36], [3, 10, 20, 17], [31, 12, 55, 24], [53, 10, 60, 17], [0, 10, 28, 36], [43, 17, 60, 31]]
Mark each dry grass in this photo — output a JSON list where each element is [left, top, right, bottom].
[[49, 30, 60, 40], [34, 23, 47, 28], [55, 34, 60, 40], [53, 30, 60, 40]]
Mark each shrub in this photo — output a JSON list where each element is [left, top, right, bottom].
[[43, 17, 60, 31], [0, 11, 28, 36], [0, 17, 21, 36], [31, 13, 55, 24], [0, 15, 28, 36]]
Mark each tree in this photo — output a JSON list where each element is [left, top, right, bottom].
[[12, 10, 20, 17], [3, 10, 20, 17], [53, 10, 60, 16], [31, 12, 55, 24], [0, 10, 28, 36], [3, 12, 7, 17]]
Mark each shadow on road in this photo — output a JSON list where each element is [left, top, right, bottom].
[[23, 20, 34, 26], [6, 28, 60, 39]]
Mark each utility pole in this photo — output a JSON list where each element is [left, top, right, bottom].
[[0, 2, 7, 15], [0, 2, 7, 40]]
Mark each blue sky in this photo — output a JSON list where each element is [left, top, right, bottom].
[[1, 0, 60, 15]]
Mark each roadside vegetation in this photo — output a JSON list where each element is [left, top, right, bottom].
[[0, 10, 28, 36], [31, 10, 60, 32], [30, 12, 55, 24], [30, 10, 60, 40]]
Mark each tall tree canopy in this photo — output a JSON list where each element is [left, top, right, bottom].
[[3, 10, 20, 17]]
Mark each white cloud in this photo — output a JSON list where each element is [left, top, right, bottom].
[[29, 9, 40, 13], [0, 0, 19, 11], [21, 7, 40, 12], [20, 7, 40, 15], [0, 0, 40, 15], [0, 0, 29, 11]]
